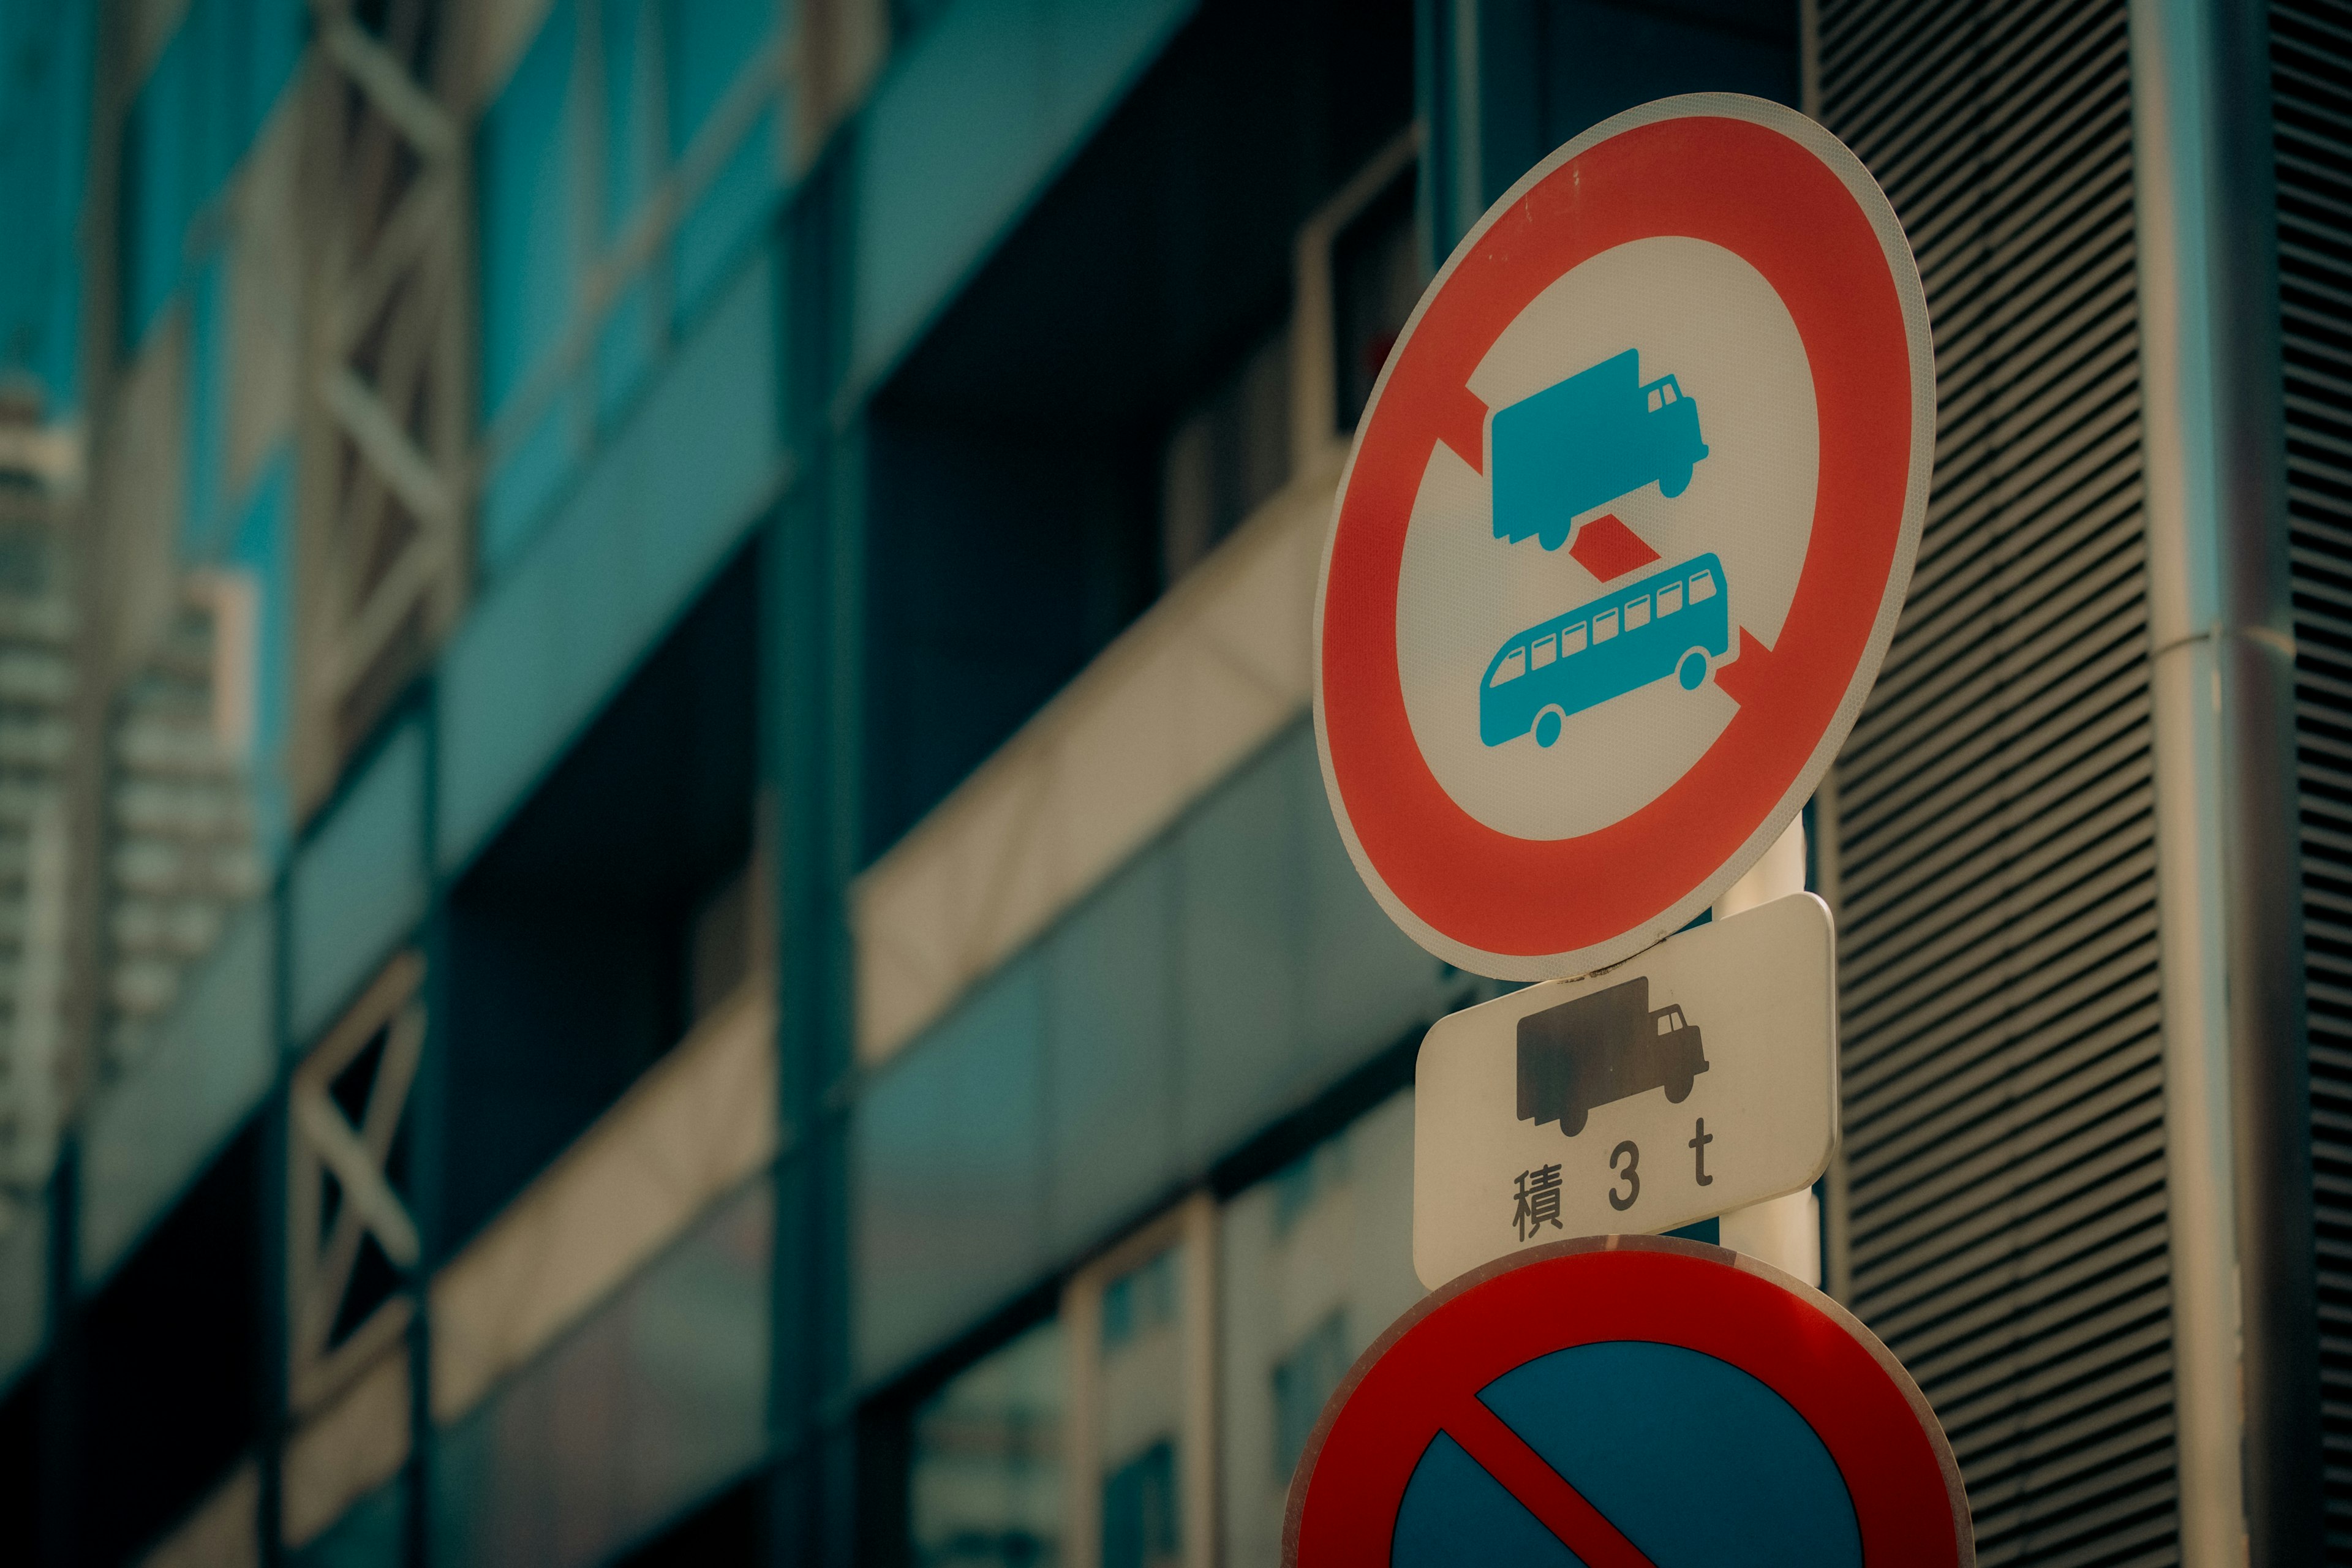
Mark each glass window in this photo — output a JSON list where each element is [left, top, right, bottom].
[[1103, 1247, 1179, 1350], [893, 0, 961, 50], [1656, 582, 1683, 616], [1096, 1243, 1187, 1568], [123, 28, 196, 351], [434, 1177, 774, 1568], [910, 1317, 1066, 1568], [1646, 385, 1664, 413], [1159, 330, 1292, 585], [1069, 1202, 1213, 1568], [1270, 1314, 1350, 1480], [477, 0, 580, 421], [1624, 597, 1651, 631], [1529, 634, 1558, 669], [665, 0, 772, 154], [1691, 569, 1717, 602], [600, 0, 665, 237], [1102, 1441, 1178, 1568], [1490, 647, 1527, 686], [1594, 609, 1621, 643], [1219, 1092, 1420, 1567], [1333, 166, 1423, 432], [1561, 624, 1588, 656]]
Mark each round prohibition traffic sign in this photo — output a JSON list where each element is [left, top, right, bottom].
[[1281, 1236, 1973, 1567], [1314, 95, 1932, 978]]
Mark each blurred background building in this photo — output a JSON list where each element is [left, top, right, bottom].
[[0, 0, 2332, 1563]]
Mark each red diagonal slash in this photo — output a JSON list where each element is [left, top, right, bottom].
[[1708, 624, 1781, 711], [1443, 1396, 1661, 1568]]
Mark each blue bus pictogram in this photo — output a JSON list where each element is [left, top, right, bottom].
[[1479, 554, 1731, 748], [1491, 349, 1710, 551]]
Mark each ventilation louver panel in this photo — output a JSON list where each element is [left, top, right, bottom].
[[2272, 1, 2352, 1555], [1819, 1, 2179, 1561]]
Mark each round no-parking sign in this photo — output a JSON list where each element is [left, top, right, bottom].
[[1282, 1236, 1973, 1566], [1314, 94, 1932, 978]]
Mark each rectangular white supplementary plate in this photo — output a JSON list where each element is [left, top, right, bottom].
[[1412, 891, 1838, 1289]]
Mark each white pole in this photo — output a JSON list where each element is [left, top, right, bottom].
[[1711, 817, 1820, 1285]]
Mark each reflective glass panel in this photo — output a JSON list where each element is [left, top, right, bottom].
[[1218, 1091, 1420, 1567], [1099, 1244, 1189, 1568], [912, 1317, 1066, 1568]]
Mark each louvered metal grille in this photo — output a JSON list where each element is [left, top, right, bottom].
[[1819, 2, 2179, 1561], [2274, 1, 2352, 1553]]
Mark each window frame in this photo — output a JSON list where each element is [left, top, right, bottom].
[[1064, 1194, 1219, 1568]]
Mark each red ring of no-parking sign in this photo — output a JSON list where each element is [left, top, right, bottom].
[[1283, 1236, 1973, 1566]]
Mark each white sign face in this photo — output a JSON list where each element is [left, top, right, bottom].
[[1397, 237, 1819, 843], [1412, 893, 1838, 1290]]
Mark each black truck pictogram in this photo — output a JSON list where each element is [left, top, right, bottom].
[[1517, 975, 1708, 1137]]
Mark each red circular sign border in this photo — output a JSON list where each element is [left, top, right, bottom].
[[1314, 95, 1931, 977], [1280, 1235, 1974, 1566]]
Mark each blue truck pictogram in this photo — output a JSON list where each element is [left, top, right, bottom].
[[1490, 349, 1709, 551]]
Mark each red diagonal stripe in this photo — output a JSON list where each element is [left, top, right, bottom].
[[1566, 514, 1662, 582], [1708, 624, 1779, 710], [1443, 1396, 1660, 1568], [1438, 382, 1491, 475]]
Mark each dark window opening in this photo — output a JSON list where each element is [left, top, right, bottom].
[[1101, 1439, 1178, 1568], [440, 542, 758, 1258], [889, 0, 958, 53], [1333, 166, 1421, 433], [78, 1117, 266, 1567], [0, 1357, 45, 1556], [1159, 321, 1292, 584], [861, 0, 1415, 863], [1271, 1311, 1351, 1481], [1531, 1, 1800, 152], [615, 1471, 766, 1566]]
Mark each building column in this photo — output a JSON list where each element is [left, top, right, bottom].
[[1415, 0, 1549, 269], [2128, 1, 2321, 1562], [766, 145, 862, 1568]]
